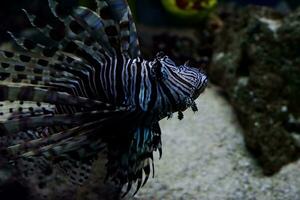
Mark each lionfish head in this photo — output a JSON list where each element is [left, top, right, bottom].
[[151, 52, 208, 114]]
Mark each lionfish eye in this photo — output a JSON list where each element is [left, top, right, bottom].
[[156, 51, 165, 60], [152, 60, 167, 81], [178, 65, 184, 71]]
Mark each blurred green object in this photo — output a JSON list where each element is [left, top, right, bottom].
[[161, 0, 217, 23], [79, 0, 92, 8]]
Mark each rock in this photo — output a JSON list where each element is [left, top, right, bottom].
[[209, 5, 300, 175]]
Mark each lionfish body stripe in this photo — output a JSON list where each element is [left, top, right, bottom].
[[0, 0, 207, 195]]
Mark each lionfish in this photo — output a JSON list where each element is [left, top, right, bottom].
[[0, 0, 207, 197]]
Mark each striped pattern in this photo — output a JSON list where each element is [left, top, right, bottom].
[[0, 0, 207, 196]]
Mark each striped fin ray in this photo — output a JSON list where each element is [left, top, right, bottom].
[[0, 83, 127, 137], [18, 6, 121, 101], [0, 48, 102, 99], [0, 50, 86, 95], [100, 0, 141, 57], [3, 118, 107, 160], [7, 31, 59, 58], [22, 5, 107, 57], [20, 128, 100, 160], [0, 45, 117, 107], [19, 9, 106, 70], [5, 33, 100, 99], [9, 0, 141, 61], [0, 100, 55, 122], [106, 125, 160, 195], [9, 12, 106, 82], [47, 0, 115, 55], [0, 85, 111, 109], [72, 6, 117, 55], [49, 53, 100, 98], [21, 9, 66, 49], [60, 0, 141, 58], [0, 108, 127, 135], [0, 128, 51, 147], [121, 158, 153, 197]]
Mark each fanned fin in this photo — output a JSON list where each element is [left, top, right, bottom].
[[142, 159, 151, 187], [10, 0, 141, 60], [133, 169, 143, 196], [106, 124, 162, 196], [55, 158, 94, 185], [0, 0, 146, 196], [0, 109, 126, 135], [101, 0, 141, 57]]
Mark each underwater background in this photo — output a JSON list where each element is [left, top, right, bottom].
[[0, 0, 300, 199]]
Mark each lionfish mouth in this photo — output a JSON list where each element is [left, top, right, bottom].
[[175, 74, 207, 119], [192, 73, 208, 100]]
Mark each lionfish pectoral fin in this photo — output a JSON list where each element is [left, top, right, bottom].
[[132, 169, 143, 196], [105, 125, 160, 195], [0, 0, 148, 195], [55, 158, 95, 185], [142, 159, 151, 187], [121, 181, 132, 198], [2, 113, 116, 161]]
